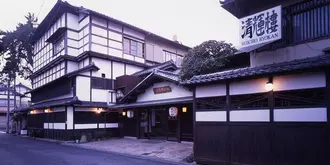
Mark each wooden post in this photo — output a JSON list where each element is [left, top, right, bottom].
[[177, 106, 181, 143], [226, 82, 231, 164], [268, 76, 275, 165], [326, 70, 330, 165]]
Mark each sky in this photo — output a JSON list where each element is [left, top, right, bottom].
[[0, 0, 239, 86]]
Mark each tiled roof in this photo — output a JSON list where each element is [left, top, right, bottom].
[[74, 101, 109, 108], [120, 69, 180, 103], [133, 60, 177, 76], [111, 97, 193, 109], [183, 54, 330, 85], [14, 97, 80, 112], [66, 62, 99, 77]]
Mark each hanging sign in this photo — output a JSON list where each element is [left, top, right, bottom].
[[153, 86, 171, 94], [239, 5, 282, 48], [169, 107, 178, 117], [127, 110, 134, 118]]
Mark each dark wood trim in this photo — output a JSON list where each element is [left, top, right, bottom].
[[89, 17, 92, 51], [225, 82, 231, 163], [65, 106, 67, 130], [79, 15, 89, 23], [177, 109, 181, 143], [72, 106, 75, 130], [326, 69, 330, 165], [124, 64, 127, 75], [65, 13, 68, 55], [268, 76, 275, 165], [192, 87, 196, 156], [89, 56, 92, 102]]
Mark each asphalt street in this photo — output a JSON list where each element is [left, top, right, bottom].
[[0, 132, 180, 165]]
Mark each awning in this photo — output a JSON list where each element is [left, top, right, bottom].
[[111, 97, 193, 109]]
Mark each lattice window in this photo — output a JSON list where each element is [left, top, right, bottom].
[[231, 93, 268, 109], [196, 96, 226, 110], [274, 88, 325, 108]]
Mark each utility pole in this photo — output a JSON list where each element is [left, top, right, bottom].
[[6, 77, 10, 134]]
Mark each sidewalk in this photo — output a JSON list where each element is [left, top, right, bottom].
[[65, 138, 193, 164]]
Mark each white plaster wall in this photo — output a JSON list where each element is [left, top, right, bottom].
[[67, 106, 73, 130], [274, 108, 327, 122], [91, 57, 112, 78], [53, 123, 66, 130], [196, 111, 227, 122], [75, 124, 98, 129], [196, 84, 226, 98], [108, 30, 122, 42], [91, 43, 107, 54], [230, 110, 270, 122], [136, 82, 192, 102], [67, 13, 79, 29], [112, 62, 125, 79], [125, 64, 143, 75], [273, 72, 326, 91], [108, 21, 122, 33], [98, 123, 119, 128], [230, 78, 268, 95], [76, 76, 91, 101], [92, 89, 108, 102], [252, 38, 330, 67], [67, 61, 78, 73], [79, 15, 90, 30]]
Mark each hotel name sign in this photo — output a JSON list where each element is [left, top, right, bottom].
[[153, 86, 172, 94], [239, 5, 282, 48]]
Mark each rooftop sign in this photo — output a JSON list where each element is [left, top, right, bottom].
[[239, 5, 282, 48]]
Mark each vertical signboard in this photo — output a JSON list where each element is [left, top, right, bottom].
[[239, 6, 282, 48]]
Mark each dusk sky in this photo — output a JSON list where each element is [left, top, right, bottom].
[[0, 0, 239, 86]]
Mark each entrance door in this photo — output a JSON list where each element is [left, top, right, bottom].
[[149, 109, 167, 139]]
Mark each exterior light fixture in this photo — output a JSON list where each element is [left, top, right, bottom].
[[182, 107, 187, 113], [96, 108, 102, 114], [122, 111, 126, 116], [127, 110, 134, 118], [265, 77, 274, 91], [30, 110, 35, 114], [45, 109, 49, 113]]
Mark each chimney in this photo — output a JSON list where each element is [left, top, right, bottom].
[[173, 35, 178, 42]]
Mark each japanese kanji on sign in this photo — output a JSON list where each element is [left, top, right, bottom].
[[239, 5, 282, 48]]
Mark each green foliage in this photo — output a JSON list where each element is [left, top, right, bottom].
[[0, 13, 37, 81], [179, 40, 237, 80]]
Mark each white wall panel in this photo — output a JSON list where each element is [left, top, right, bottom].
[[67, 13, 79, 29], [67, 30, 79, 40], [273, 72, 326, 91], [126, 64, 143, 75], [92, 16, 107, 27], [196, 111, 227, 122], [91, 57, 111, 78], [108, 48, 122, 58], [108, 40, 122, 49], [67, 39, 79, 48], [99, 123, 119, 128], [230, 110, 270, 122], [68, 48, 79, 56], [53, 123, 66, 130], [196, 84, 226, 98], [135, 57, 145, 63], [75, 124, 98, 129], [123, 54, 134, 61], [76, 76, 90, 101], [67, 61, 78, 73], [112, 62, 125, 78], [137, 82, 193, 102], [108, 31, 122, 42], [92, 35, 107, 46], [230, 78, 268, 95], [79, 16, 90, 29], [92, 26, 107, 37], [67, 106, 73, 130], [92, 89, 108, 102], [91, 44, 107, 54], [274, 108, 327, 122]]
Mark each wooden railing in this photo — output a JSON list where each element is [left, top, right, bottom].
[[258, 0, 330, 51]]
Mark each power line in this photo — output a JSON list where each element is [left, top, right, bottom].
[[37, 0, 45, 19]]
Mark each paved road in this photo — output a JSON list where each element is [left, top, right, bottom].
[[0, 133, 179, 165]]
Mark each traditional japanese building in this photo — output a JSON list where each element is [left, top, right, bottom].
[[25, 1, 192, 141], [183, 0, 330, 164]]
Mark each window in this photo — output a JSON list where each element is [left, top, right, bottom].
[[123, 38, 144, 57], [53, 36, 64, 56], [91, 77, 114, 90], [163, 50, 183, 66]]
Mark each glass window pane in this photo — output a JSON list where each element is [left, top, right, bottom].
[[130, 40, 137, 56], [137, 43, 144, 57]]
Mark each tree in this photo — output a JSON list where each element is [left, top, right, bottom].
[[0, 13, 37, 133], [179, 40, 237, 80], [0, 13, 37, 80]]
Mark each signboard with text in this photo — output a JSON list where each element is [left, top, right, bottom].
[[153, 86, 172, 94], [239, 5, 282, 48]]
